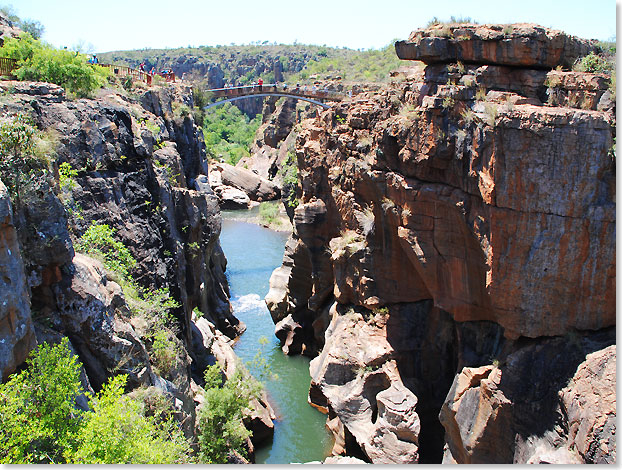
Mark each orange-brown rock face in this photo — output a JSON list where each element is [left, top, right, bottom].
[[395, 23, 596, 68], [267, 24, 615, 464], [290, 60, 614, 341]]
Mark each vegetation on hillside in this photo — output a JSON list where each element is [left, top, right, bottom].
[[290, 42, 402, 83], [98, 42, 403, 87], [0, 339, 262, 463], [0, 339, 190, 464], [201, 102, 261, 165]]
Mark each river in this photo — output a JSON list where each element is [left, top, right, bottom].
[[219, 211, 333, 464]]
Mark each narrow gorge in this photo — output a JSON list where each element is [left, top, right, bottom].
[[0, 13, 616, 466]]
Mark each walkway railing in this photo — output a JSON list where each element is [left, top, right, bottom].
[[97, 63, 154, 84], [0, 57, 17, 77]]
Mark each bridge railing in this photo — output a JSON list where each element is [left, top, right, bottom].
[[207, 84, 344, 101]]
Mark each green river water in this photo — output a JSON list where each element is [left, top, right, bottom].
[[220, 210, 333, 464]]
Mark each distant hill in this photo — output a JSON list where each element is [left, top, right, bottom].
[[97, 42, 404, 87]]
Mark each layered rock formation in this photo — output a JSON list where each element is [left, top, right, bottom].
[[267, 24, 615, 463], [395, 23, 596, 68]]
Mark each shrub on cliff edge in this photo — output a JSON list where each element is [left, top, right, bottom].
[[0, 339, 82, 463], [1, 33, 109, 97]]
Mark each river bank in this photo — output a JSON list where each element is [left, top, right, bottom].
[[222, 201, 293, 233]]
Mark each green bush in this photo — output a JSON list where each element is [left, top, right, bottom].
[[0, 339, 83, 463], [69, 375, 190, 464], [573, 52, 615, 74], [0, 339, 191, 464], [149, 330, 179, 376], [1, 33, 109, 97], [58, 161, 78, 191], [197, 365, 260, 463], [75, 223, 137, 280]]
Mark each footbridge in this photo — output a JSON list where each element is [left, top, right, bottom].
[[203, 84, 346, 109]]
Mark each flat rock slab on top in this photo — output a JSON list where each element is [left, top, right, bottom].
[[395, 23, 597, 69]]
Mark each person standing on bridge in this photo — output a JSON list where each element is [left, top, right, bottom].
[[258, 78, 263, 91]]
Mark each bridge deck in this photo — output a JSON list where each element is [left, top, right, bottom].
[[207, 84, 345, 102]]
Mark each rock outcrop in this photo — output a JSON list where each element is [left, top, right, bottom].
[[53, 253, 153, 390], [395, 23, 597, 68], [239, 97, 298, 183], [440, 336, 616, 464], [267, 24, 615, 463], [7, 81, 241, 341], [309, 305, 420, 464]]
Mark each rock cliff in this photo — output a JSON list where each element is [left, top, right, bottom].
[[267, 24, 615, 463], [0, 79, 272, 453]]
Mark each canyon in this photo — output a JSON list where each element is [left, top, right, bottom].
[[0, 16, 616, 465]]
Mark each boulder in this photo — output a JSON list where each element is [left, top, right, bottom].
[[213, 162, 280, 201], [213, 184, 251, 209], [440, 336, 616, 464], [0, 180, 36, 380], [395, 23, 596, 69]]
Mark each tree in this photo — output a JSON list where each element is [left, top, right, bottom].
[[0, 112, 48, 206], [18, 19, 44, 39], [0, 338, 83, 463], [196, 365, 260, 463]]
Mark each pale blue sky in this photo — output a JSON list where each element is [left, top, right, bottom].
[[9, 0, 618, 53]]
